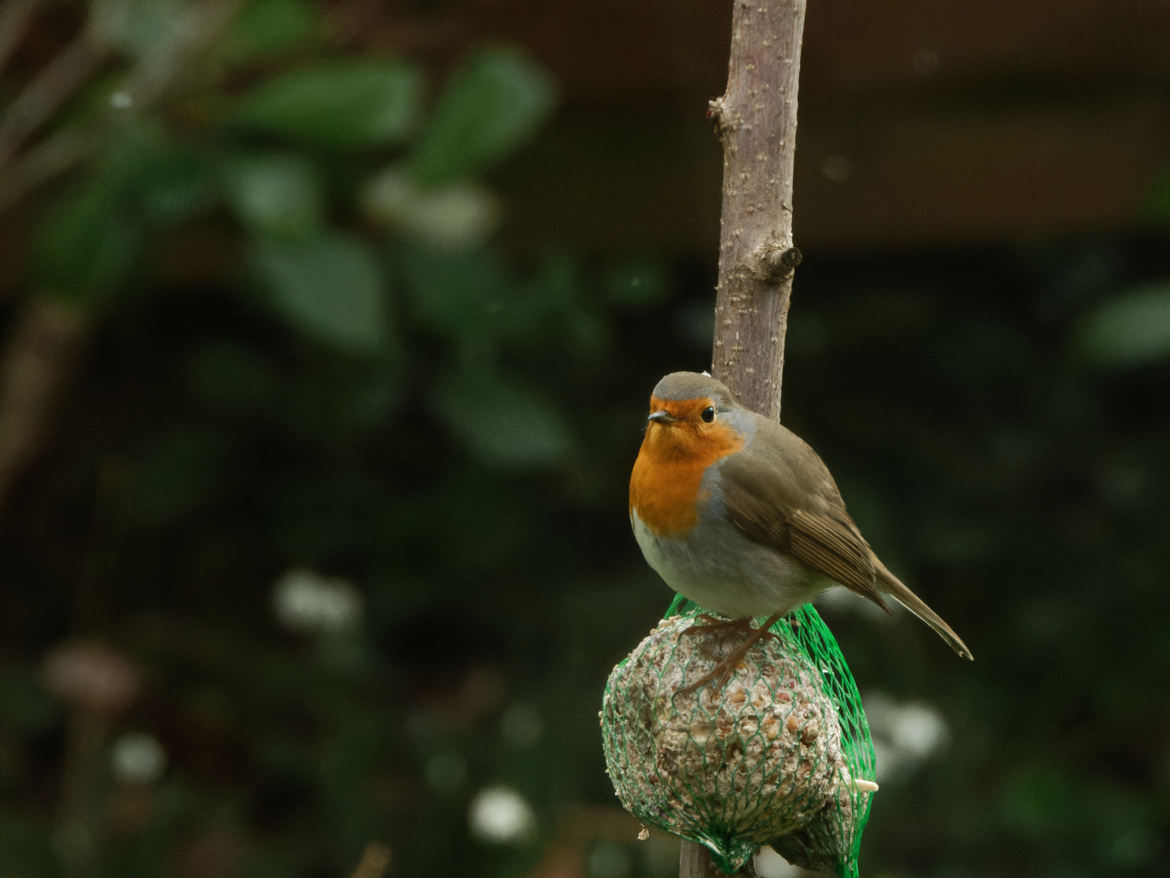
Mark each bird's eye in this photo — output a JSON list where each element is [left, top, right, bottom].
[[701, 406, 716, 423]]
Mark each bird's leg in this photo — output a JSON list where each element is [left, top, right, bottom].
[[677, 611, 786, 696], [678, 615, 755, 663], [678, 613, 753, 636]]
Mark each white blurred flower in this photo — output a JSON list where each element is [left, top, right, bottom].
[[111, 732, 167, 784], [361, 168, 500, 248], [272, 568, 363, 634], [468, 785, 537, 844], [891, 701, 948, 759], [864, 690, 950, 781]]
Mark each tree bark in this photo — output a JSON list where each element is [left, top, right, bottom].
[[683, 1, 806, 875], [709, 0, 807, 422], [681, 842, 759, 878]]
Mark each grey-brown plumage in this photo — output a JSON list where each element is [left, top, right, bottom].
[[631, 371, 973, 661]]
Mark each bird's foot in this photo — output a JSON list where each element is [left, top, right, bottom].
[[679, 613, 750, 631], [679, 616, 756, 664], [676, 611, 785, 696], [679, 614, 754, 641]]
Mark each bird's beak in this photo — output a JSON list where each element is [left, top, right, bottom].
[[647, 410, 677, 424]]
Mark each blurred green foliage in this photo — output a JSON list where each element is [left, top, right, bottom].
[[1, 2, 1169, 878]]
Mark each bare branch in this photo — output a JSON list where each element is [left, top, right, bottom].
[[0, 299, 88, 512], [0, 35, 107, 169], [683, 1, 808, 874], [0, 0, 247, 213], [0, 0, 42, 74], [710, 0, 808, 421]]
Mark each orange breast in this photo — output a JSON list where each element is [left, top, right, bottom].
[[629, 422, 744, 537]]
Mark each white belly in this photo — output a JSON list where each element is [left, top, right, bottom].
[[630, 509, 827, 619]]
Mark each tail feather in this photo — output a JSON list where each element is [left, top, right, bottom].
[[874, 558, 974, 660]]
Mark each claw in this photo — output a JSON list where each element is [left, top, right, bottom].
[[676, 611, 786, 696]]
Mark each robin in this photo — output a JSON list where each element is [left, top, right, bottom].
[[629, 371, 972, 688]]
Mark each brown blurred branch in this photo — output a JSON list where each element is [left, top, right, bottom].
[[348, 842, 392, 878], [0, 0, 249, 510], [683, 0, 807, 876], [0, 33, 107, 169], [0, 298, 87, 511], [681, 843, 760, 878], [0, 127, 91, 208], [0, 0, 40, 73], [0, 0, 246, 212]]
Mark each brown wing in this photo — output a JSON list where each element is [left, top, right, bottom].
[[716, 415, 890, 612]]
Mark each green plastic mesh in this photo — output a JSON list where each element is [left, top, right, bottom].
[[600, 596, 876, 876]]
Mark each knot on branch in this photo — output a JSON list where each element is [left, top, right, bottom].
[[753, 239, 802, 283], [707, 95, 741, 139]]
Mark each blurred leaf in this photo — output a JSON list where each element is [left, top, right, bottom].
[[1076, 284, 1170, 366], [0, 817, 58, 878], [136, 142, 218, 224], [526, 252, 609, 358], [100, 122, 216, 225], [102, 782, 200, 877], [999, 761, 1148, 848], [432, 368, 574, 469], [133, 429, 234, 525], [265, 355, 403, 450], [321, 712, 389, 856], [34, 124, 212, 300], [239, 849, 303, 878], [224, 153, 325, 239], [91, 0, 190, 58], [398, 244, 607, 359], [250, 233, 390, 352], [34, 178, 141, 302], [362, 166, 499, 247], [0, 669, 62, 733], [184, 340, 279, 414], [231, 59, 423, 147], [411, 47, 556, 183], [1144, 165, 1170, 225], [268, 473, 385, 562], [218, 0, 319, 63], [398, 243, 511, 337], [333, 358, 407, 429]]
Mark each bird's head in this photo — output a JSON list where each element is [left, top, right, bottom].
[[642, 372, 745, 459]]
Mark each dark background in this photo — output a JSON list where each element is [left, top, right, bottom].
[[1, 1, 1168, 876]]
